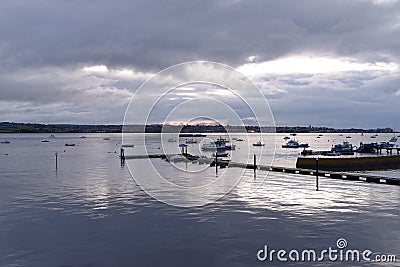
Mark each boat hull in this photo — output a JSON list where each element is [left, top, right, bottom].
[[282, 144, 309, 148]]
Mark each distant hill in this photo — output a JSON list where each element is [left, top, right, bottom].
[[0, 122, 394, 134]]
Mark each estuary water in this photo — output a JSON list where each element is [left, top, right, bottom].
[[0, 133, 399, 266]]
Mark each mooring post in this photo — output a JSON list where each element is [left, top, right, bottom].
[[316, 157, 319, 191], [120, 148, 125, 159], [215, 153, 218, 175], [55, 152, 58, 170], [253, 154, 257, 179], [120, 148, 125, 166]]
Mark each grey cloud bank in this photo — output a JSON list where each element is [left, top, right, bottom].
[[0, 0, 399, 127]]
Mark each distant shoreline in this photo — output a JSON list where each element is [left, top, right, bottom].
[[0, 122, 396, 134]]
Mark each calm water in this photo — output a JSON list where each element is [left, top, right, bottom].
[[0, 133, 399, 266]]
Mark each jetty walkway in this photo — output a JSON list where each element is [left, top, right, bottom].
[[120, 153, 400, 186]]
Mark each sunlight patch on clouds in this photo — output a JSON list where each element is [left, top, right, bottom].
[[82, 65, 153, 80], [238, 56, 399, 76], [372, 0, 398, 5], [83, 65, 108, 73], [247, 56, 257, 63]]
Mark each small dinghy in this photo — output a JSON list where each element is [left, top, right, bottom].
[[253, 141, 265, 146]]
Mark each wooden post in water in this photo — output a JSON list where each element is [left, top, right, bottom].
[[253, 154, 257, 179], [55, 152, 58, 170], [120, 148, 125, 166], [215, 153, 218, 175], [316, 157, 319, 191]]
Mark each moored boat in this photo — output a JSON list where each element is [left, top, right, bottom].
[[331, 141, 353, 153], [122, 144, 134, 148], [1, 140, 10, 144], [253, 140, 265, 146], [357, 142, 395, 153], [201, 137, 235, 151], [282, 140, 309, 148]]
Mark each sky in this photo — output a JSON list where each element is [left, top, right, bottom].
[[1, 0, 400, 128]]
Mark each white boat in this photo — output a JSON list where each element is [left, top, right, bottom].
[[197, 156, 214, 164], [202, 142, 217, 150], [201, 137, 235, 150], [253, 141, 265, 146], [1, 140, 10, 144], [282, 140, 309, 148]]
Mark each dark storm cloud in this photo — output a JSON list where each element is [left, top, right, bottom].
[[1, 0, 400, 71], [0, 0, 400, 126]]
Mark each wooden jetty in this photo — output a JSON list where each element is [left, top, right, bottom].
[[120, 152, 400, 186], [226, 161, 400, 186], [123, 154, 175, 160]]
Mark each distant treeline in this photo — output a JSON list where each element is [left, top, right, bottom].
[[0, 122, 394, 134]]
